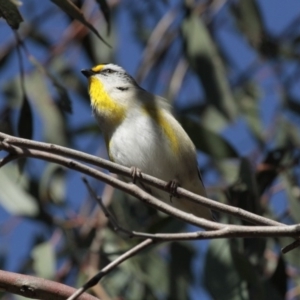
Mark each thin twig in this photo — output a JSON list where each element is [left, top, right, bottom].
[[67, 239, 155, 300], [82, 178, 300, 240]]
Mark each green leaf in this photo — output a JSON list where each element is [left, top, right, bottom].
[[32, 242, 55, 279], [231, 0, 263, 49], [179, 116, 238, 158], [0, 0, 23, 29], [231, 0, 278, 58], [0, 165, 39, 216], [236, 82, 263, 144], [39, 164, 66, 205], [50, 0, 110, 47], [181, 9, 237, 120], [95, 0, 111, 35], [25, 70, 68, 146], [204, 239, 250, 300], [28, 55, 72, 114]]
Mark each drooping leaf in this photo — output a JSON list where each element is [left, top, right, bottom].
[[256, 148, 289, 196], [231, 0, 264, 49], [236, 82, 263, 144], [25, 71, 68, 146], [95, 0, 111, 35], [231, 0, 279, 58], [28, 55, 72, 114], [39, 164, 66, 205], [0, 0, 23, 29], [181, 8, 237, 120], [50, 0, 110, 47], [18, 94, 33, 140], [32, 241, 56, 279], [179, 116, 238, 158], [167, 242, 194, 300], [0, 165, 39, 216], [284, 95, 300, 117], [204, 239, 250, 300], [268, 254, 287, 298], [231, 245, 265, 300], [281, 172, 300, 224], [228, 157, 261, 216]]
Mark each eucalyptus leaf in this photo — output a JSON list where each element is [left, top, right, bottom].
[[181, 9, 237, 120], [0, 165, 38, 216], [32, 241, 55, 279], [204, 239, 249, 300], [179, 116, 238, 158], [25, 71, 68, 146]]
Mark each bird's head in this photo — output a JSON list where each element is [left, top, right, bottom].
[[81, 63, 140, 130]]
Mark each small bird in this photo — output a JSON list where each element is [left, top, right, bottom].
[[81, 64, 212, 220]]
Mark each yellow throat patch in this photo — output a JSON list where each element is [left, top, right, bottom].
[[88, 71, 126, 128]]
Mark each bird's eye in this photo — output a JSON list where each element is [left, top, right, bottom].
[[105, 69, 116, 74]]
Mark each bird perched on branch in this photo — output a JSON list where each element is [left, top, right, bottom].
[[81, 63, 212, 220]]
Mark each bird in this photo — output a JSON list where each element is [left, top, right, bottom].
[[81, 63, 213, 220]]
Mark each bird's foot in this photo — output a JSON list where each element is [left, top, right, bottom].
[[165, 179, 180, 203], [130, 167, 142, 184]]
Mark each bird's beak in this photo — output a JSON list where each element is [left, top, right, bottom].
[[81, 69, 95, 78]]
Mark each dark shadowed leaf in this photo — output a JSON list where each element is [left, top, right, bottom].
[[228, 157, 261, 216], [28, 27, 52, 48], [268, 254, 287, 298], [50, 0, 110, 47], [181, 9, 237, 120], [179, 116, 238, 158], [231, 0, 263, 49], [0, 0, 23, 29], [256, 148, 289, 196], [18, 94, 33, 140], [285, 95, 300, 116], [204, 239, 249, 300], [167, 242, 194, 300], [231, 245, 265, 300], [281, 173, 300, 224]]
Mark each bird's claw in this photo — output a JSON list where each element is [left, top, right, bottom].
[[165, 179, 180, 203], [130, 167, 142, 184]]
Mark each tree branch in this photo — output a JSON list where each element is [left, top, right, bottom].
[[67, 239, 155, 300], [0, 132, 288, 227], [0, 270, 99, 300], [0, 133, 299, 253]]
